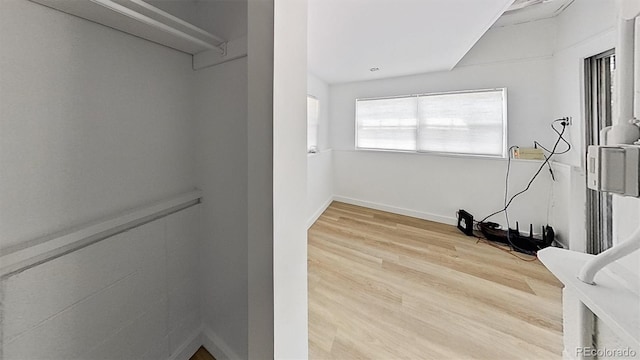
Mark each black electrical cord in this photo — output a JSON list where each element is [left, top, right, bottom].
[[478, 120, 569, 224], [536, 119, 571, 182], [504, 146, 517, 216], [534, 119, 571, 155], [476, 119, 571, 255]]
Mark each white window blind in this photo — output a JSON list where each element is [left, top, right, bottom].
[[307, 95, 319, 153], [356, 96, 418, 151], [356, 88, 507, 157]]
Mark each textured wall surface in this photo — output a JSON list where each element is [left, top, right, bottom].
[[1, 205, 201, 360]]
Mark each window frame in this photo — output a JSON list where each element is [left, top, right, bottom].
[[354, 88, 508, 159], [307, 94, 320, 154]]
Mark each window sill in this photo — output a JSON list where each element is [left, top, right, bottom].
[[353, 147, 507, 161]]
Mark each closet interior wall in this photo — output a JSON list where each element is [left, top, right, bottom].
[[0, 0, 264, 358]]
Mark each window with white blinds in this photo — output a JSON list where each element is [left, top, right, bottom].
[[356, 88, 507, 157], [307, 95, 319, 153]]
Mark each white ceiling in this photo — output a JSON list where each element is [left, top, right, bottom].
[[308, 0, 515, 84], [493, 0, 574, 27]]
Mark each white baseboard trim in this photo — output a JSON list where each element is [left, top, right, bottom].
[[307, 196, 334, 229], [333, 195, 457, 225], [202, 326, 242, 360], [168, 326, 204, 360]]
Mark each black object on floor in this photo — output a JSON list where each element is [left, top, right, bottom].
[[478, 222, 555, 255], [457, 209, 474, 236]]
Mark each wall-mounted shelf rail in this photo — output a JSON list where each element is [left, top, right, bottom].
[[0, 190, 202, 278], [29, 0, 227, 55]]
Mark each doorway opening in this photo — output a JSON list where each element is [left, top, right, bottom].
[[584, 49, 616, 254]]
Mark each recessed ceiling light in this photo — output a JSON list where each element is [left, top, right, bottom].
[[370, 67, 380, 72]]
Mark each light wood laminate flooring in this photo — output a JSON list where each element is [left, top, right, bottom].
[[190, 346, 215, 360], [308, 202, 563, 359]]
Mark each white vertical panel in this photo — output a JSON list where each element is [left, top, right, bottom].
[[273, 0, 308, 357], [617, 16, 636, 123]]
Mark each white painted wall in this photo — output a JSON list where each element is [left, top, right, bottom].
[[1, 1, 278, 359], [0, 0, 196, 251], [555, 0, 617, 51], [247, 0, 275, 357], [307, 73, 333, 227], [608, 2, 639, 310], [459, 18, 556, 67], [330, 34, 556, 150], [549, 0, 616, 250], [329, 19, 562, 234], [550, 0, 616, 271], [189, 1, 279, 357], [2, 205, 202, 360], [550, 0, 640, 357], [549, 0, 615, 252], [165, 207, 203, 358], [548, 162, 572, 249], [273, 0, 309, 358], [552, 0, 617, 169], [306, 151, 333, 227], [195, 58, 249, 360], [0, 1, 212, 359], [188, 1, 278, 358], [333, 150, 556, 228], [610, 5, 640, 284]]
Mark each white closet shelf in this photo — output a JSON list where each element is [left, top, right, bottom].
[[538, 247, 640, 350], [0, 190, 202, 278], [29, 0, 226, 55]]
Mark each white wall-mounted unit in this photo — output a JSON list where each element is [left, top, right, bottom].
[[29, 0, 227, 55], [587, 144, 640, 197]]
